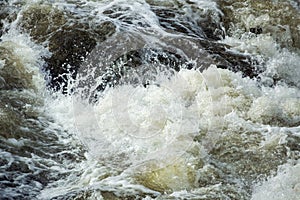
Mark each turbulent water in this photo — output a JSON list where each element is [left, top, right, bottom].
[[0, 0, 300, 199]]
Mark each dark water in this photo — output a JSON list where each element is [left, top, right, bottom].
[[0, 0, 300, 199]]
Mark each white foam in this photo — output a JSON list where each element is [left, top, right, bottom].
[[252, 161, 300, 200], [44, 63, 299, 194], [222, 34, 279, 57], [263, 50, 300, 88]]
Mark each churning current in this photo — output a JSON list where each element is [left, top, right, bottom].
[[0, 0, 300, 199]]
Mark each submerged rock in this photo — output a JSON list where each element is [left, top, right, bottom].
[[146, 0, 224, 40], [15, 1, 263, 95], [196, 39, 262, 78], [85, 37, 259, 103], [45, 20, 116, 91], [45, 27, 97, 91], [19, 3, 117, 92], [90, 48, 191, 92], [20, 4, 67, 43], [249, 27, 263, 35]]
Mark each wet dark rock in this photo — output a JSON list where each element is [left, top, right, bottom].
[[0, 159, 8, 170], [0, 174, 10, 182], [84, 47, 193, 102], [250, 27, 263, 35], [102, 5, 153, 28], [103, 5, 131, 19], [197, 39, 262, 78], [93, 21, 116, 39], [101, 48, 190, 85], [153, 7, 205, 38], [29, 170, 50, 186], [6, 161, 31, 173], [45, 27, 97, 91], [20, 3, 115, 43], [18, 1, 258, 94], [0, 182, 20, 189], [19, 4, 117, 92], [148, 2, 224, 40], [197, 13, 225, 40], [158, 36, 261, 78], [19, 145, 48, 158], [20, 4, 67, 43]]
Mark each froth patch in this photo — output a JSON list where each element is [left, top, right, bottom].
[[251, 162, 300, 200], [70, 66, 299, 194], [248, 87, 300, 126]]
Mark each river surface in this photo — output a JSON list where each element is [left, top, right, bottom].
[[0, 0, 300, 199]]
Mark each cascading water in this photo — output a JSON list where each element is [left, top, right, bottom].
[[0, 0, 299, 199]]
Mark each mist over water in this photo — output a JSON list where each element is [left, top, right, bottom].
[[0, 0, 299, 199]]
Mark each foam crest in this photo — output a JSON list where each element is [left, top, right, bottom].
[[52, 65, 299, 194], [252, 161, 300, 200]]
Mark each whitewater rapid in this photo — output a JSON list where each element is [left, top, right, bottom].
[[0, 0, 299, 199]]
